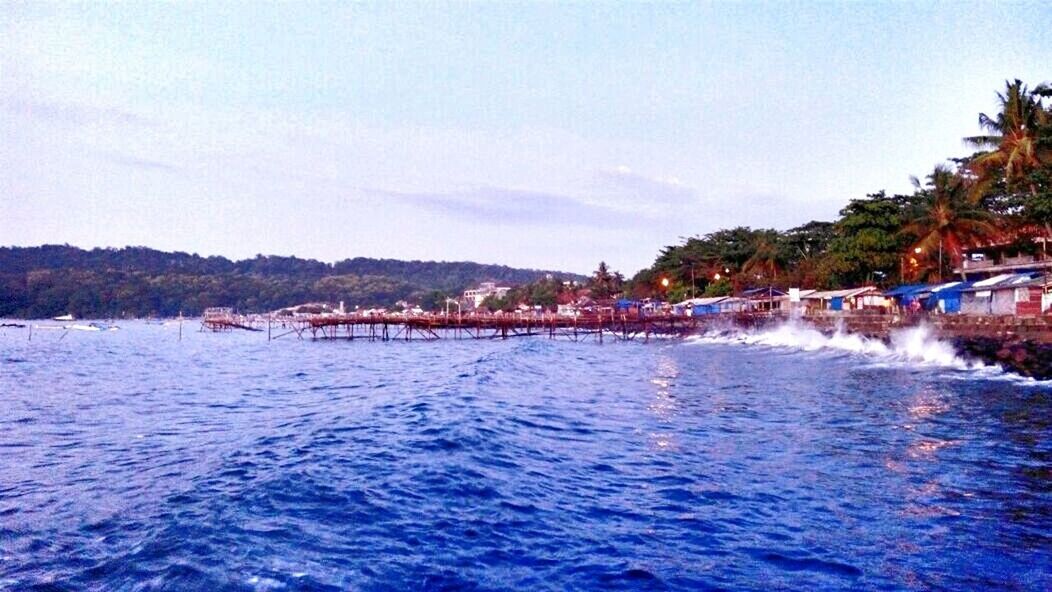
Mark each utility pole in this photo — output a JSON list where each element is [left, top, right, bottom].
[[939, 237, 944, 283]]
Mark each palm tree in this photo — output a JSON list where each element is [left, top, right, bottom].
[[742, 233, 784, 284], [903, 166, 1000, 281], [590, 261, 620, 299], [964, 79, 1052, 196]]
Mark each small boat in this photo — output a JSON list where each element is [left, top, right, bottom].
[[66, 322, 120, 332], [53, 314, 74, 321]]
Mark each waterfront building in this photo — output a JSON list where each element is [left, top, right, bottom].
[[673, 296, 750, 316], [953, 233, 1052, 280], [740, 287, 790, 313], [959, 273, 1046, 315], [803, 287, 886, 312], [885, 282, 973, 313], [462, 282, 512, 308]]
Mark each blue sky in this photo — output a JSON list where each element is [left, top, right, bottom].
[[1, 2, 1049, 274]]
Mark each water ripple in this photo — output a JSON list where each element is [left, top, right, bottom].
[[0, 323, 1048, 590]]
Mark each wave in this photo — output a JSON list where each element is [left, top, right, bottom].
[[687, 320, 1000, 375]]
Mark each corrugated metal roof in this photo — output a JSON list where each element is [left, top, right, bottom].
[[963, 273, 1037, 291], [675, 297, 727, 306], [805, 286, 881, 299]]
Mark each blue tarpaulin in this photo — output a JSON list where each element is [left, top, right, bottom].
[[927, 282, 973, 312], [885, 284, 934, 304]]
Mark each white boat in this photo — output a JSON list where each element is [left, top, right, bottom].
[[53, 314, 74, 321], [68, 324, 102, 332]]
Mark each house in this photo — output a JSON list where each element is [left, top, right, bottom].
[[803, 287, 886, 312], [959, 273, 1042, 315], [556, 304, 579, 317], [463, 282, 512, 308], [885, 282, 975, 313], [674, 297, 723, 316], [884, 284, 931, 310], [740, 287, 785, 312], [953, 233, 1052, 280], [614, 299, 642, 316], [738, 287, 815, 313], [673, 296, 751, 316]]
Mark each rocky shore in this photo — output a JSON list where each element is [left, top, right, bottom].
[[797, 312, 1052, 379], [953, 337, 1052, 380]]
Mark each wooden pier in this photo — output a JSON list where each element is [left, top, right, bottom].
[[201, 310, 773, 343]]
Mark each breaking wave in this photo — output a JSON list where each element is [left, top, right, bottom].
[[687, 321, 993, 373]]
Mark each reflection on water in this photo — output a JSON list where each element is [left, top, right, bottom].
[[0, 322, 1048, 591], [648, 354, 679, 452]]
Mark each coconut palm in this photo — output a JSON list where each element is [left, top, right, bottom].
[[903, 166, 1000, 280], [742, 233, 784, 283], [964, 79, 1052, 195]]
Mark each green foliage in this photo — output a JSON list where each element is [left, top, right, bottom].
[[587, 262, 623, 300], [629, 79, 1052, 297], [823, 192, 912, 287], [702, 278, 732, 297], [0, 245, 584, 318]]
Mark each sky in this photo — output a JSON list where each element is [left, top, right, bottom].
[[1, 2, 1049, 275]]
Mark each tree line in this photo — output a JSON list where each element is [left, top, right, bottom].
[[0, 245, 584, 318], [628, 79, 1052, 302]]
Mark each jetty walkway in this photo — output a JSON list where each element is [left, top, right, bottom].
[[201, 311, 772, 342]]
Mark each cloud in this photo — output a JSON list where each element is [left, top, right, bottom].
[[103, 152, 179, 173], [368, 186, 645, 228], [0, 95, 150, 128], [597, 165, 696, 206]]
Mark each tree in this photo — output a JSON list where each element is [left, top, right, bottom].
[[822, 192, 909, 286], [589, 261, 622, 299], [963, 80, 1052, 234], [742, 230, 786, 285], [965, 79, 1051, 193], [902, 165, 999, 281], [781, 221, 836, 287]]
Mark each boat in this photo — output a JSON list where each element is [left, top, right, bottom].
[[66, 322, 120, 332], [53, 314, 74, 321]]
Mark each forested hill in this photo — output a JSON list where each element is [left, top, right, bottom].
[[0, 245, 585, 318]]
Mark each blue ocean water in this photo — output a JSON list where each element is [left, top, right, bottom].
[[0, 322, 1049, 591]]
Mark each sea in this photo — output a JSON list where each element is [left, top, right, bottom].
[[0, 321, 1049, 591]]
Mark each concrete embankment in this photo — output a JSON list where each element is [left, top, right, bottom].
[[797, 313, 1052, 379]]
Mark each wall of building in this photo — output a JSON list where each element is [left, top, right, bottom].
[[1016, 287, 1044, 316], [991, 290, 1015, 315]]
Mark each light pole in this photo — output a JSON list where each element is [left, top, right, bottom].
[[938, 237, 943, 282], [445, 298, 461, 317]]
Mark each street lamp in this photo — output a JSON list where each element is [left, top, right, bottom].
[[444, 298, 461, 317], [660, 277, 670, 288]]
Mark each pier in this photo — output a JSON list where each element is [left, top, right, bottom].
[[201, 309, 769, 343]]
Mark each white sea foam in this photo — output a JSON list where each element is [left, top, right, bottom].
[[687, 320, 995, 374]]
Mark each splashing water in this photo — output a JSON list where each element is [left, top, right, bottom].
[[689, 320, 989, 372]]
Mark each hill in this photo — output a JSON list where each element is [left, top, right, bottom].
[[0, 245, 585, 318]]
